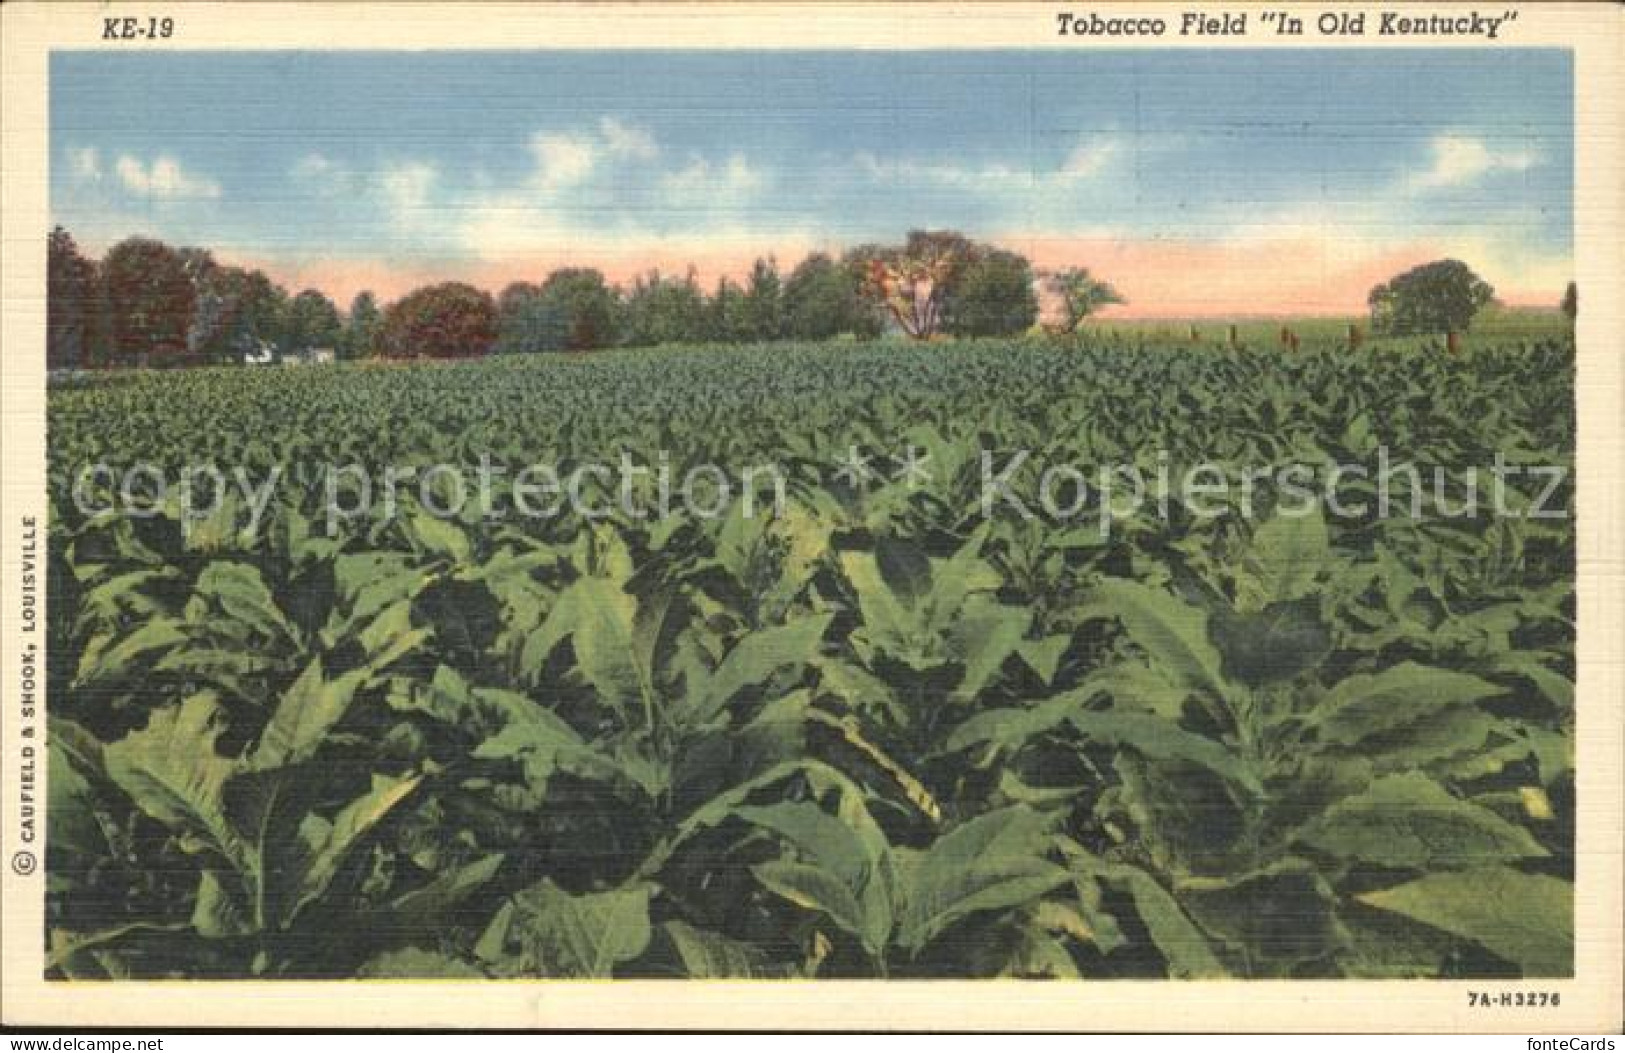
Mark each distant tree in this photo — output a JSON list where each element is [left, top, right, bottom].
[[620, 269, 709, 347], [904, 230, 979, 269], [783, 252, 878, 340], [497, 281, 543, 318], [102, 237, 196, 365], [946, 248, 1037, 337], [84, 263, 113, 366], [537, 268, 618, 350], [852, 230, 987, 340], [498, 297, 569, 354], [338, 291, 383, 360], [494, 272, 618, 353], [47, 227, 97, 369], [282, 289, 343, 354], [186, 264, 234, 362], [177, 246, 217, 288], [707, 277, 751, 343], [1041, 267, 1124, 333], [177, 247, 227, 360], [244, 273, 288, 357], [185, 264, 285, 364], [1367, 259, 1494, 336], [1561, 281, 1577, 322], [493, 282, 558, 354], [739, 257, 784, 342], [379, 282, 497, 359]]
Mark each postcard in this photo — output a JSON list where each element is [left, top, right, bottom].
[[1, 0, 1620, 1032]]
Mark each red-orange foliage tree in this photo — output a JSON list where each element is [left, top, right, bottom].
[[379, 282, 497, 359], [102, 237, 196, 365], [852, 230, 976, 340]]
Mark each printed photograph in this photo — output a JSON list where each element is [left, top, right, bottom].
[[42, 48, 1575, 981]]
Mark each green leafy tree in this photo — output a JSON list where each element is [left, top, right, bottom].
[[243, 273, 288, 358], [1041, 267, 1124, 333], [341, 291, 384, 360], [784, 252, 879, 340], [102, 236, 196, 365], [187, 265, 286, 364], [281, 289, 343, 355], [493, 282, 560, 354], [740, 257, 784, 342], [946, 248, 1037, 337], [537, 268, 618, 351], [178, 248, 224, 360], [707, 277, 751, 343], [379, 282, 497, 359], [620, 269, 709, 347], [47, 227, 99, 369], [1368, 259, 1494, 336], [497, 281, 542, 316]]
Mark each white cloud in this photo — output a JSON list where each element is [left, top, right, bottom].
[[450, 118, 781, 259], [379, 162, 438, 231], [1059, 140, 1120, 179], [599, 117, 658, 161], [291, 153, 357, 196], [113, 155, 221, 199], [526, 117, 662, 195], [529, 133, 599, 194], [68, 147, 102, 182], [855, 153, 1020, 188], [1405, 134, 1541, 193], [856, 135, 1123, 192], [660, 155, 766, 205], [292, 154, 336, 180]]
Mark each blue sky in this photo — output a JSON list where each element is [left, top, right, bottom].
[[51, 50, 1572, 315]]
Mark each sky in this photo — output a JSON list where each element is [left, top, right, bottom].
[[51, 50, 1572, 317]]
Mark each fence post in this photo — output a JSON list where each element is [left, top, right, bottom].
[[1447, 331, 1461, 354], [1228, 324, 1239, 348], [1348, 323, 1362, 350]]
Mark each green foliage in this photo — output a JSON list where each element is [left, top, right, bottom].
[[282, 289, 343, 354], [1368, 259, 1495, 336], [1041, 267, 1124, 333], [740, 257, 785, 342], [619, 269, 710, 347], [189, 265, 287, 364], [1357, 868, 1571, 976], [494, 281, 569, 355], [784, 253, 879, 340], [946, 249, 1038, 338], [498, 270, 621, 353], [46, 332, 1573, 979], [341, 291, 384, 361], [541, 268, 619, 351], [706, 277, 752, 344]]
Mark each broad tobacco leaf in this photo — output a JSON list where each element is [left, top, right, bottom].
[[1358, 867, 1572, 977]]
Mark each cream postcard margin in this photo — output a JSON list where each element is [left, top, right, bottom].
[[1, 0, 1620, 1032]]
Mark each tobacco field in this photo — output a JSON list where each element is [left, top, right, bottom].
[[44, 334, 1576, 980]]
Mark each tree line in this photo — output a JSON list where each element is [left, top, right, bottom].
[[46, 226, 1124, 367], [51, 224, 1548, 369]]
